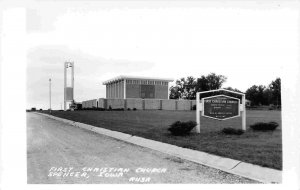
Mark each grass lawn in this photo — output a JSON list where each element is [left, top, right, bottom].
[[43, 110, 282, 170]]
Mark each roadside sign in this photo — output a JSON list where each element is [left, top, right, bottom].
[[195, 89, 246, 133], [202, 95, 240, 120]]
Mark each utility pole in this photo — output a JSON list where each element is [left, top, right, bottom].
[[49, 78, 52, 114]]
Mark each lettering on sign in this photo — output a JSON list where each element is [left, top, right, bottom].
[[202, 95, 240, 120]]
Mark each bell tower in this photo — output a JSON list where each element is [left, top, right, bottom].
[[64, 61, 74, 110]]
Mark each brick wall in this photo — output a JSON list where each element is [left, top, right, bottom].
[[144, 99, 161, 110], [161, 99, 176, 110], [98, 98, 105, 108], [141, 85, 155, 98], [82, 99, 97, 108], [126, 98, 143, 109], [126, 84, 140, 98], [155, 85, 168, 99], [107, 99, 125, 109], [83, 98, 196, 110], [177, 100, 192, 110], [191, 100, 196, 110]]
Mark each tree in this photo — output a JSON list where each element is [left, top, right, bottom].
[[223, 87, 242, 93], [173, 77, 185, 99], [169, 73, 227, 100], [269, 78, 281, 106], [183, 76, 197, 99], [246, 85, 259, 106], [169, 86, 181, 99], [246, 85, 268, 106], [222, 87, 244, 102], [257, 85, 267, 105], [195, 76, 209, 92], [205, 73, 227, 90], [263, 88, 273, 106], [245, 78, 281, 106], [169, 77, 196, 100]]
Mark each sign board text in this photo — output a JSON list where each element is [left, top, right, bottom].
[[203, 95, 240, 120]]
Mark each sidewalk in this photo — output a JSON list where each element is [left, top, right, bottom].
[[35, 112, 281, 183]]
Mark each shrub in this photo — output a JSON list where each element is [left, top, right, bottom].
[[133, 108, 137, 111], [168, 121, 197, 136], [108, 106, 112, 110], [112, 108, 124, 111], [192, 105, 196, 110], [99, 108, 105, 111], [127, 108, 131, 111], [222, 127, 244, 135], [250, 122, 279, 131]]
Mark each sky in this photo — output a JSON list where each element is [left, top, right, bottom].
[[25, 0, 299, 110]]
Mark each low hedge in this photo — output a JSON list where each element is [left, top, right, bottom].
[[168, 121, 197, 136], [222, 127, 244, 135], [250, 121, 279, 131], [106, 108, 124, 111], [90, 107, 102, 110]]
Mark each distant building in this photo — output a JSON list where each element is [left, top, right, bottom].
[[102, 76, 173, 99], [245, 99, 251, 106], [69, 101, 82, 110]]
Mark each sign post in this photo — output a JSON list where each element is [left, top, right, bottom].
[[196, 89, 246, 133], [242, 95, 246, 131], [196, 93, 201, 133]]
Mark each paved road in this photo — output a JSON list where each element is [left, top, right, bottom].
[[27, 113, 258, 184]]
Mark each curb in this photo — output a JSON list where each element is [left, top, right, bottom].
[[34, 112, 282, 183]]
